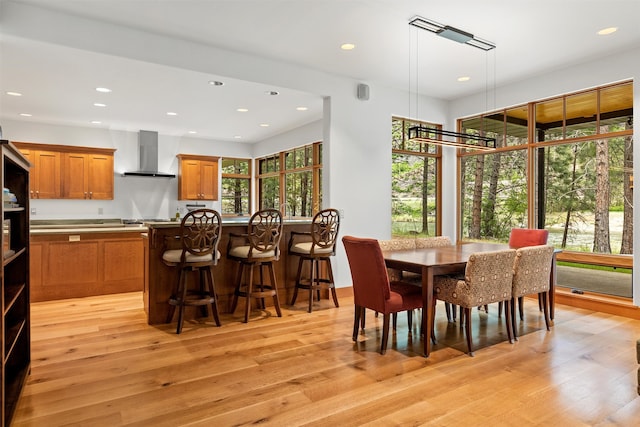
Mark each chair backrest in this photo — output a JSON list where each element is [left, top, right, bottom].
[[464, 249, 517, 304], [414, 236, 452, 249], [378, 239, 415, 251], [508, 228, 549, 248], [247, 208, 283, 256], [310, 208, 340, 254], [342, 236, 391, 312], [179, 209, 222, 261], [512, 245, 554, 298]]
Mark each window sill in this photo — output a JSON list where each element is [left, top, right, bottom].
[[554, 287, 640, 320]]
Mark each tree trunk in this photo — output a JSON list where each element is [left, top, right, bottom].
[[562, 146, 579, 248], [621, 127, 633, 254], [482, 151, 501, 238], [470, 154, 485, 239], [421, 158, 430, 235], [593, 137, 611, 253]]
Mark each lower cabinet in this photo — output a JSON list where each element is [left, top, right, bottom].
[[30, 231, 144, 302]]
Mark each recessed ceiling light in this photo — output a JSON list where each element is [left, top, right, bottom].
[[95, 87, 112, 93], [188, 131, 197, 134], [341, 43, 356, 50], [93, 103, 106, 107], [19, 113, 32, 117], [208, 80, 224, 86], [236, 108, 249, 112], [457, 76, 471, 82], [234, 135, 242, 139], [265, 90, 279, 96], [597, 27, 618, 36], [260, 123, 270, 127], [166, 112, 177, 116], [296, 106, 308, 111], [91, 120, 102, 124], [6, 91, 22, 96]]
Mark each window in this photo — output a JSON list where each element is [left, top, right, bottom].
[[221, 158, 251, 216], [391, 117, 442, 237], [256, 142, 322, 217], [458, 81, 633, 298]]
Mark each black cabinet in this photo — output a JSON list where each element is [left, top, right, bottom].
[[1, 140, 30, 426]]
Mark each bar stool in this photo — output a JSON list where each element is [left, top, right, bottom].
[[228, 209, 283, 323], [163, 209, 222, 334], [289, 208, 340, 313]]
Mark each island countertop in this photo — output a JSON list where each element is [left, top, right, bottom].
[[143, 220, 312, 325]]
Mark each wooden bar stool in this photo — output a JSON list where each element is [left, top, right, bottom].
[[228, 209, 283, 323], [289, 208, 341, 313], [163, 209, 222, 334]]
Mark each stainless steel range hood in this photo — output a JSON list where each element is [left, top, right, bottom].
[[122, 130, 176, 178]]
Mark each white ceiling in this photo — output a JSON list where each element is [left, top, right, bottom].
[[2, 0, 639, 142]]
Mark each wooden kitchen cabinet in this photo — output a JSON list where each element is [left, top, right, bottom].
[[13, 142, 115, 200], [16, 147, 61, 199], [30, 231, 144, 302], [63, 151, 114, 199], [177, 154, 219, 200]]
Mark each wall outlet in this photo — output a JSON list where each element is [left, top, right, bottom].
[[98, 207, 104, 215], [31, 207, 36, 215]]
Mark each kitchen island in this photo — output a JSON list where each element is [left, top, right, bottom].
[[143, 219, 311, 325]]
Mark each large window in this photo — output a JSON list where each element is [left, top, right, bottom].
[[391, 117, 442, 237], [256, 142, 322, 217], [458, 81, 633, 298], [221, 158, 251, 216]]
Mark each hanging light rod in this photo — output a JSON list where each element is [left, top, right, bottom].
[[408, 16, 496, 51], [408, 126, 496, 151]]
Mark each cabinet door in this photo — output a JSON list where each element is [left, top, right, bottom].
[[180, 159, 202, 200], [19, 149, 61, 199], [34, 150, 62, 199], [63, 153, 90, 198], [88, 153, 114, 199], [200, 160, 218, 200]]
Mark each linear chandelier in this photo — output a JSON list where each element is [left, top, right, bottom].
[[407, 127, 496, 151], [408, 16, 496, 51]]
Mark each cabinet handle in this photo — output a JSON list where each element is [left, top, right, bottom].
[[30, 190, 34, 198], [89, 191, 93, 199], [36, 190, 39, 198], [84, 192, 88, 199]]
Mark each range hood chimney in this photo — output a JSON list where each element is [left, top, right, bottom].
[[123, 130, 175, 178]]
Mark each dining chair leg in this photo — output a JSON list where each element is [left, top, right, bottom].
[[407, 310, 413, 330], [392, 313, 397, 331], [176, 269, 189, 334], [464, 307, 474, 356], [381, 314, 391, 354], [510, 297, 518, 341], [541, 292, 551, 331], [518, 296, 524, 321], [445, 302, 452, 322], [230, 262, 244, 313], [360, 308, 366, 330], [353, 305, 363, 341], [504, 298, 514, 344]]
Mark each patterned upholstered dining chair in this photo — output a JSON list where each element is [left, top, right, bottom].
[[511, 245, 555, 340], [507, 228, 550, 319], [433, 249, 517, 356]]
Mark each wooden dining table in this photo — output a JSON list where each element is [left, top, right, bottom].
[[382, 242, 559, 357]]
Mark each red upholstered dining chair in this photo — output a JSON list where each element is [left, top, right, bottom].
[[507, 228, 549, 319], [342, 236, 423, 355]]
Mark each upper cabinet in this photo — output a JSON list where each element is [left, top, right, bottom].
[[14, 143, 115, 200], [177, 154, 219, 200], [17, 147, 61, 199]]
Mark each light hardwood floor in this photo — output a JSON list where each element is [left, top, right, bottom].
[[12, 291, 640, 426]]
